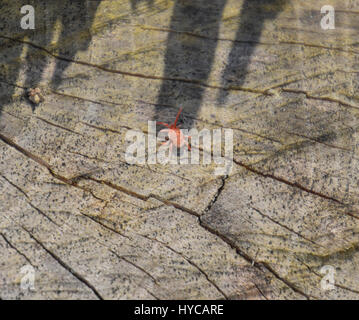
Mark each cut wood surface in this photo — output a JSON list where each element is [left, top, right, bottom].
[[0, 0, 359, 299]]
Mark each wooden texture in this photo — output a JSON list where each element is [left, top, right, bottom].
[[0, 0, 359, 299]]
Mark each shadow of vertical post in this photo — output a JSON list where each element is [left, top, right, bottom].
[[50, 0, 102, 89], [23, 1, 59, 95], [130, 0, 154, 11], [217, 0, 286, 106], [0, 1, 102, 118], [154, 0, 227, 128], [0, 1, 29, 115]]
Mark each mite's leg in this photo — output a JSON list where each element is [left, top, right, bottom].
[[157, 122, 170, 128]]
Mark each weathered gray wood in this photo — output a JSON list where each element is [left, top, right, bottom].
[[0, 0, 358, 299]]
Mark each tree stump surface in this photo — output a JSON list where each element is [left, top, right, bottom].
[[1, 0, 359, 299]]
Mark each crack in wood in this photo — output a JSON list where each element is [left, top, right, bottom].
[[0, 131, 106, 202], [297, 257, 359, 295], [0, 35, 271, 96], [198, 218, 313, 300], [80, 212, 131, 240], [0, 174, 63, 228], [251, 207, 324, 248], [232, 159, 359, 219], [204, 175, 228, 214], [140, 26, 359, 58], [141, 235, 228, 300], [110, 249, 158, 285], [1, 174, 29, 199], [0, 232, 33, 265], [282, 88, 359, 110], [34, 116, 83, 136], [253, 282, 269, 300], [22, 226, 104, 300]]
